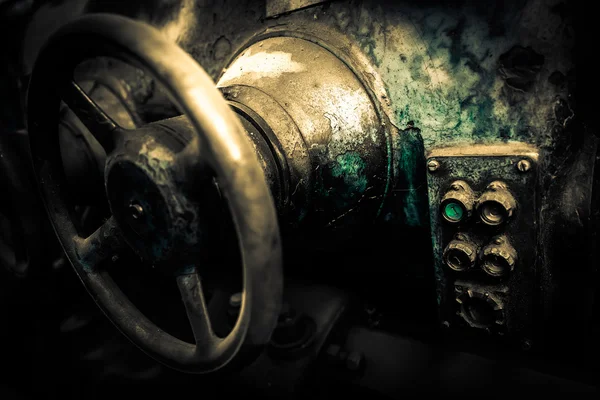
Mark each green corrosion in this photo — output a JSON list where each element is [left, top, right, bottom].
[[387, 126, 429, 227], [328, 2, 548, 149], [331, 151, 368, 199], [312, 151, 369, 219], [399, 129, 427, 227]]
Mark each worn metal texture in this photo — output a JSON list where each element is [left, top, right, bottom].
[[89, 0, 590, 352], [266, 0, 329, 18], [105, 126, 199, 265], [218, 36, 389, 233], [222, 85, 307, 223], [154, 0, 578, 235], [231, 106, 286, 210], [43, 1, 577, 160], [27, 13, 283, 373], [175, 0, 572, 147], [175, 0, 589, 354], [23, 0, 592, 357], [426, 144, 539, 344]]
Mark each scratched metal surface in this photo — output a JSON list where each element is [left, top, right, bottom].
[[265, 0, 328, 17], [17, 0, 594, 360], [425, 147, 539, 344], [22, 0, 576, 166], [175, 0, 572, 148], [160, 0, 575, 228], [21, 0, 577, 228]]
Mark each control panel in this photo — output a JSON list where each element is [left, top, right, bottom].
[[426, 144, 539, 346]]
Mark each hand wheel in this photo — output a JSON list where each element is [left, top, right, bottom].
[[27, 13, 282, 373]]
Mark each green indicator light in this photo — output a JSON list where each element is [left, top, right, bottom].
[[444, 202, 464, 222]]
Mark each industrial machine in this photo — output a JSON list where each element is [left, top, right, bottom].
[[0, 0, 598, 397]]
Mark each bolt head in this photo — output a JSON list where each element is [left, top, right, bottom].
[[427, 160, 440, 172], [517, 159, 531, 172], [128, 202, 144, 220], [229, 292, 243, 308], [346, 352, 364, 371]]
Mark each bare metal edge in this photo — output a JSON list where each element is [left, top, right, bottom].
[[427, 142, 539, 162], [266, 0, 328, 18]]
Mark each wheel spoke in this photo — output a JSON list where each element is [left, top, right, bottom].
[[74, 216, 126, 271], [58, 80, 122, 153], [176, 272, 217, 348]]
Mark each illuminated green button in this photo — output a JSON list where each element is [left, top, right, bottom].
[[443, 202, 464, 222]]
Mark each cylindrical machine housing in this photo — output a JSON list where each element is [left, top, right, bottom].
[[217, 36, 390, 234]]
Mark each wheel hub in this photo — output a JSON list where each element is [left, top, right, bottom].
[[105, 135, 200, 265]]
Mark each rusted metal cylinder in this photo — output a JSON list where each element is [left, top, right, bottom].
[[217, 36, 390, 232]]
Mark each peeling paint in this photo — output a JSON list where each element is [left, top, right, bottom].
[[140, 137, 175, 163], [218, 36, 388, 228], [220, 50, 307, 82], [323, 1, 562, 150]]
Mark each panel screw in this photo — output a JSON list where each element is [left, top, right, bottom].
[[427, 160, 440, 172], [517, 159, 531, 173]]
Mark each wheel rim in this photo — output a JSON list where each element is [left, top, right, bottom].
[[27, 13, 282, 373]]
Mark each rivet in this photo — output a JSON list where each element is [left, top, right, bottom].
[[517, 159, 531, 173], [427, 160, 440, 172]]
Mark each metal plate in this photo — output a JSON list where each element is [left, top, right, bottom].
[[426, 144, 539, 344]]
